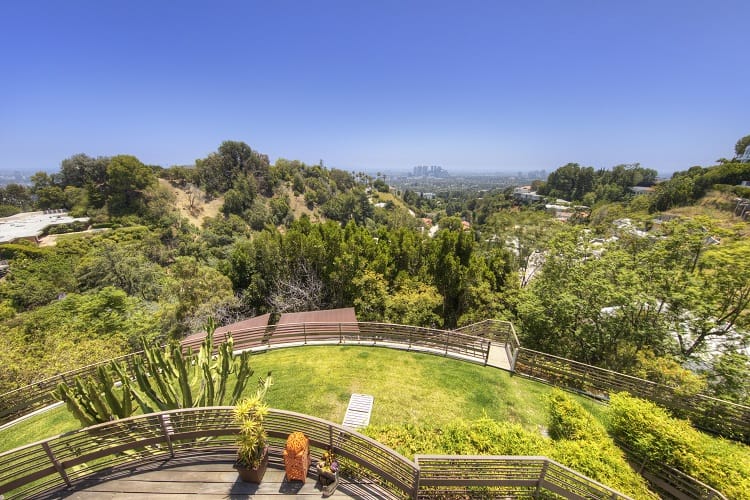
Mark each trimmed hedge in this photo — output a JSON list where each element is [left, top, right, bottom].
[[365, 402, 656, 499], [608, 392, 750, 500]]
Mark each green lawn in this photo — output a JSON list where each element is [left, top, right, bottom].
[[0, 345, 605, 453]]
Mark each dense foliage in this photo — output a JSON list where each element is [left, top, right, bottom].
[[536, 162, 657, 204], [365, 391, 657, 498], [608, 393, 750, 499]]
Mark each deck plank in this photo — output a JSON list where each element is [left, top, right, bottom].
[[54, 452, 392, 499]]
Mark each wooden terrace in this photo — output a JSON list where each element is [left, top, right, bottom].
[[60, 452, 379, 499]]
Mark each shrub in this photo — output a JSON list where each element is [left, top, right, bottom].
[[547, 390, 657, 499], [0, 243, 48, 260], [364, 418, 548, 458], [608, 392, 750, 499], [548, 389, 607, 441], [366, 411, 657, 499]]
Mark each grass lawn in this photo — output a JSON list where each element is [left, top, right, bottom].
[[0, 345, 606, 453]]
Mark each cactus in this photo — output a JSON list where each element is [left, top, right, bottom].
[[54, 363, 136, 426], [54, 318, 258, 426]]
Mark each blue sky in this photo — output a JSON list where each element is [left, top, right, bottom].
[[1, 1, 747, 175]]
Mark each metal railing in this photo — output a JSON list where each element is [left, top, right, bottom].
[[0, 407, 635, 500], [455, 319, 521, 367]]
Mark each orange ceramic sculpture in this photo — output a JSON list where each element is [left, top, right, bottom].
[[283, 432, 311, 482]]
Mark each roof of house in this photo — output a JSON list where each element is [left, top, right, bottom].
[[216, 313, 272, 335], [182, 313, 271, 348], [277, 307, 358, 325]]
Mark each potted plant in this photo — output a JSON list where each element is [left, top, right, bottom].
[[233, 376, 273, 483], [316, 447, 339, 496]]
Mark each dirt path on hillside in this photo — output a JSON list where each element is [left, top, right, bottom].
[[159, 179, 223, 227]]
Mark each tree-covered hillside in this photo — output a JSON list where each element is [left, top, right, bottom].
[[0, 139, 748, 408]]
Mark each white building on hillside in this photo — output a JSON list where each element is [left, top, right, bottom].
[[0, 211, 90, 244]]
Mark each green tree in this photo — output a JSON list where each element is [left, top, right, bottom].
[[0, 184, 33, 210], [518, 227, 668, 369], [0, 246, 84, 310], [196, 140, 270, 196], [352, 269, 388, 321], [665, 239, 750, 357], [385, 278, 442, 327], [160, 256, 237, 336], [706, 350, 750, 404], [106, 155, 157, 215], [75, 239, 164, 300]]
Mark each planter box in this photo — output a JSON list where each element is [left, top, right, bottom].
[[235, 452, 269, 484], [317, 466, 339, 497], [316, 466, 337, 485]]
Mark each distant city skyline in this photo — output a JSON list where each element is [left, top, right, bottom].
[[1, 1, 747, 177]]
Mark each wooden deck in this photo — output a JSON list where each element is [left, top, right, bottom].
[[53, 452, 393, 499]]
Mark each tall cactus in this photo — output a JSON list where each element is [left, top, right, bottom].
[[54, 362, 136, 425]]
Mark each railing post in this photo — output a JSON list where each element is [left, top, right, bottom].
[[484, 340, 490, 366], [412, 462, 421, 499], [42, 441, 72, 487], [339, 323, 342, 344], [159, 413, 175, 458], [511, 346, 520, 372], [444, 332, 449, 356], [535, 460, 549, 497], [304, 323, 307, 345]]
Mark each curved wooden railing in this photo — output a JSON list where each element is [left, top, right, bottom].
[[0, 407, 634, 500], [0, 322, 492, 426], [415, 455, 634, 499]]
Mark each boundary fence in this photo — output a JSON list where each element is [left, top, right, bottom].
[[0, 407, 634, 500]]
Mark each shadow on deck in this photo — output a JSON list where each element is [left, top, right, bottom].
[[45, 452, 393, 499]]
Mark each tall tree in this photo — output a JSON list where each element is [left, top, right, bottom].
[[106, 155, 157, 215], [196, 141, 270, 196]]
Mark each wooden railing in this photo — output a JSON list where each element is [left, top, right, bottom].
[[415, 455, 633, 499], [0, 322, 491, 426], [618, 443, 727, 500], [455, 319, 521, 366], [0, 320, 739, 499], [2, 320, 748, 443], [0, 407, 635, 500], [514, 348, 750, 442], [0, 351, 142, 426]]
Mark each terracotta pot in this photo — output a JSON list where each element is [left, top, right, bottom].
[[235, 450, 269, 484]]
